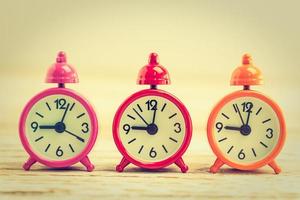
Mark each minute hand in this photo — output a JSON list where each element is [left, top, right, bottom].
[[233, 104, 245, 125]]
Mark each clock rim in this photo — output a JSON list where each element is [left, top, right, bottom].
[[19, 87, 98, 168], [113, 89, 192, 169], [207, 90, 286, 170]]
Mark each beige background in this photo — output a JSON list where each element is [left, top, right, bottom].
[[0, 0, 299, 199]]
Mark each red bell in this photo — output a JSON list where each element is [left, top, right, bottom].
[[137, 53, 170, 85], [230, 54, 263, 86], [46, 51, 79, 84]]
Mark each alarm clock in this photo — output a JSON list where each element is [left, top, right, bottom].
[[113, 53, 192, 173], [207, 54, 286, 174], [19, 51, 98, 172]]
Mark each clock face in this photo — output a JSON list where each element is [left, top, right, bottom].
[[117, 95, 187, 163], [24, 94, 92, 161], [212, 97, 280, 164]]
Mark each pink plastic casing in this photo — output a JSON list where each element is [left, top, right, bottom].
[[113, 89, 192, 170], [19, 87, 98, 169]]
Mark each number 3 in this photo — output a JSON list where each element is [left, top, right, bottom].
[[174, 123, 181, 133], [81, 122, 89, 133]]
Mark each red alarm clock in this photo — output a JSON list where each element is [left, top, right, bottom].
[[207, 54, 286, 174], [19, 52, 98, 171], [113, 53, 192, 173]]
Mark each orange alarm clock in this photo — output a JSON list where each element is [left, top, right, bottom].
[[207, 54, 286, 174]]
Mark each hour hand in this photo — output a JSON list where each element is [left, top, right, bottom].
[[224, 126, 241, 131], [39, 125, 56, 129], [131, 126, 148, 131]]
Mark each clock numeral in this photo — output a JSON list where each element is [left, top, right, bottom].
[[81, 122, 89, 133], [31, 122, 38, 132], [149, 147, 157, 158], [238, 149, 245, 160], [146, 99, 158, 110], [56, 146, 64, 157], [241, 102, 253, 112], [54, 98, 67, 109], [174, 123, 181, 133], [215, 122, 223, 133], [266, 128, 273, 139], [123, 124, 130, 134]]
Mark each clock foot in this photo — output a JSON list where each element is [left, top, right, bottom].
[[210, 158, 224, 173], [175, 157, 188, 173], [116, 157, 130, 172], [80, 156, 94, 172], [23, 157, 36, 171], [268, 160, 281, 174]]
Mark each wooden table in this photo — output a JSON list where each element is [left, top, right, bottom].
[[0, 125, 299, 200]]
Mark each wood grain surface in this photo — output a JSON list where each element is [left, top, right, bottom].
[[0, 125, 299, 200]]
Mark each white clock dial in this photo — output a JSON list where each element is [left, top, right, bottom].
[[119, 95, 186, 163], [213, 97, 280, 164], [25, 94, 92, 161]]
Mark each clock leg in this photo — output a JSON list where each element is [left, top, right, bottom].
[[210, 158, 224, 173], [268, 160, 281, 174], [23, 157, 36, 171], [116, 157, 130, 172], [175, 157, 188, 173], [80, 156, 94, 172]]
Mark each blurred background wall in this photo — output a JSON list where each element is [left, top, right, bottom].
[[0, 0, 299, 139]]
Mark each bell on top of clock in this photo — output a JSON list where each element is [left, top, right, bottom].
[[46, 51, 79, 85], [207, 53, 286, 174], [230, 54, 263, 88], [137, 52, 170, 86]]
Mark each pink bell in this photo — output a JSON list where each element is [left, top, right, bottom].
[[46, 51, 79, 84], [137, 53, 170, 85]]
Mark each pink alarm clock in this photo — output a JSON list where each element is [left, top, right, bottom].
[[19, 51, 98, 171], [113, 53, 192, 173]]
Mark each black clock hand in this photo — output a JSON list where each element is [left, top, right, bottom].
[[152, 108, 157, 124], [234, 104, 245, 125], [224, 126, 241, 131], [39, 125, 56, 129], [133, 108, 149, 126], [245, 110, 251, 126], [60, 103, 70, 123], [131, 126, 148, 131], [64, 130, 85, 142]]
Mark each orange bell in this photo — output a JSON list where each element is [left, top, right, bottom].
[[230, 54, 263, 87]]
